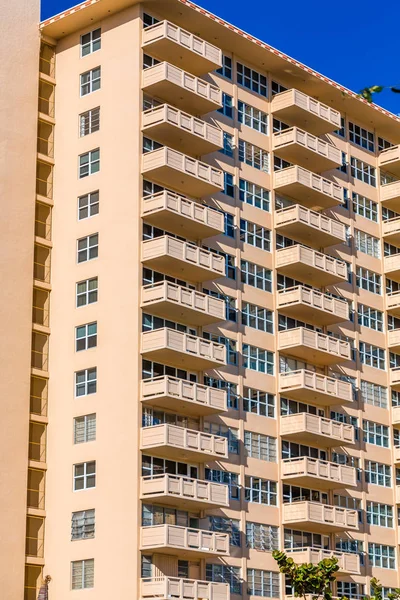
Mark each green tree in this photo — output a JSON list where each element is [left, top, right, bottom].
[[359, 85, 400, 103], [272, 550, 339, 600]]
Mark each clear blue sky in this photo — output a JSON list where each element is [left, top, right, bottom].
[[41, 0, 400, 115]]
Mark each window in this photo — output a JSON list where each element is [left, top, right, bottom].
[[204, 377, 238, 409], [203, 332, 237, 365], [367, 502, 394, 528], [363, 420, 389, 448], [244, 431, 277, 462], [240, 219, 271, 250], [81, 28, 101, 56], [238, 101, 268, 134], [209, 516, 240, 546], [143, 54, 160, 69], [141, 555, 152, 578], [355, 230, 380, 258], [243, 344, 274, 374], [216, 55, 232, 79], [352, 192, 378, 221], [223, 172, 234, 197], [241, 260, 272, 291], [220, 132, 234, 158], [337, 582, 365, 599], [79, 149, 100, 178], [242, 303, 273, 333], [206, 564, 241, 595], [350, 157, 376, 186], [359, 342, 385, 369], [75, 367, 97, 397], [239, 179, 270, 211], [80, 67, 101, 96], [71, 509, 95, 540], [349, 121, 375, 152], [76, 322, 97, 351], [334, 495, 362, 523], [331, 412, 358, 439], [356, 267, 381, 294], [243, 387, 275, 418], [204, 422, 239, 454], [284, 528, 329, 550], [143, 136, 163, 153], [271, 80, 287, 95], [142, 504, 199, 528], [78, 191, 99, 220], [238, 140, 269, 171], [336, 538, 365, 566], [77, 234, 98, 263], [283, 398, 324, 417], [205, 469, 239, 500], [379, 137, 394, 151], [282, 441, 326, 461], [203, 290, 237, 323], [76, 278, 98, 307], [223, 212, 235, 237], [245, 476, 277, 505], [247, 569, 279, 598], [143, 13, 159, 27], [74, 461, 96, 491], [142, 455, 198, 479], [143, 313, 196, 336], [357, 304, 383, 331], [246, 522, 279, 551], [71, 559, 94, 589], [217, 92, 233, 118], [74, 414, 96, 444], [368, 544, 396, 569], [237, 63, 267, 96], [334, 117, 346, 138], [365, 460, 391, 487], [79, 107, 100, 136]]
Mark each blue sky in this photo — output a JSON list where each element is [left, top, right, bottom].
[[41, 0, 400, 115]]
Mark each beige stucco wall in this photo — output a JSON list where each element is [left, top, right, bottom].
[[44, 5, 142, 596], [0, 0, 40, 596]]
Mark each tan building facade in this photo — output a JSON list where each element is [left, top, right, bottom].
[[5, 0, 400, 598]]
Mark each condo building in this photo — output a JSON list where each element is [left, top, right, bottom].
[[5, 0, 400, 598]]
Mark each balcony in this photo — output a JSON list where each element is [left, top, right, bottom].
[[141, 191, 224, 239], [271, 88, 341, 135], [36, 161, 53, 201], [141, 376, 227, 416], [394, 447, 400, 464], [393, 406, 400, 425], [142, 237, 225, 281], [26, 516, 45, 564], [277, 286, 349, 326], [391, 367, 400, 390], [273, 127, 341, 172], [379, 146, 400, 177], [380, 181, 400, 212], [142, 281, 225, 326], [282, 456, 356, 489], [38, 79, 55, 119], [30, 376, 48, 417], [275, 205, 346, 248], [397, 487, 400, 504], [140, 423, 228, 461], [141, 328, 226, 369], [142, 147, 223, 197], [142, 62, 222, 115], [140, 524, 229, 558], [280, 413, 354, 447], [37, 120, 54, 160], [274, 166, 343, 210], [382, 217, 400, 245], [140, 474, 229, 509], [32, 288, 50, 329], [388, 329, 400, 353], [384, 254, 400, 281], [142, 20, 222, 75], [279, 370, 353, 406], [278, 328, 351, 366], [143, 105, 222, 156], [286, 548, 360, 574], [282, 501, 358, 533], [387, 291, 400, 316], [27, 468, 46, 511], [31, 332, 49, 375], [140, 577, 229, 600], [276, 245, 347, 286]]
